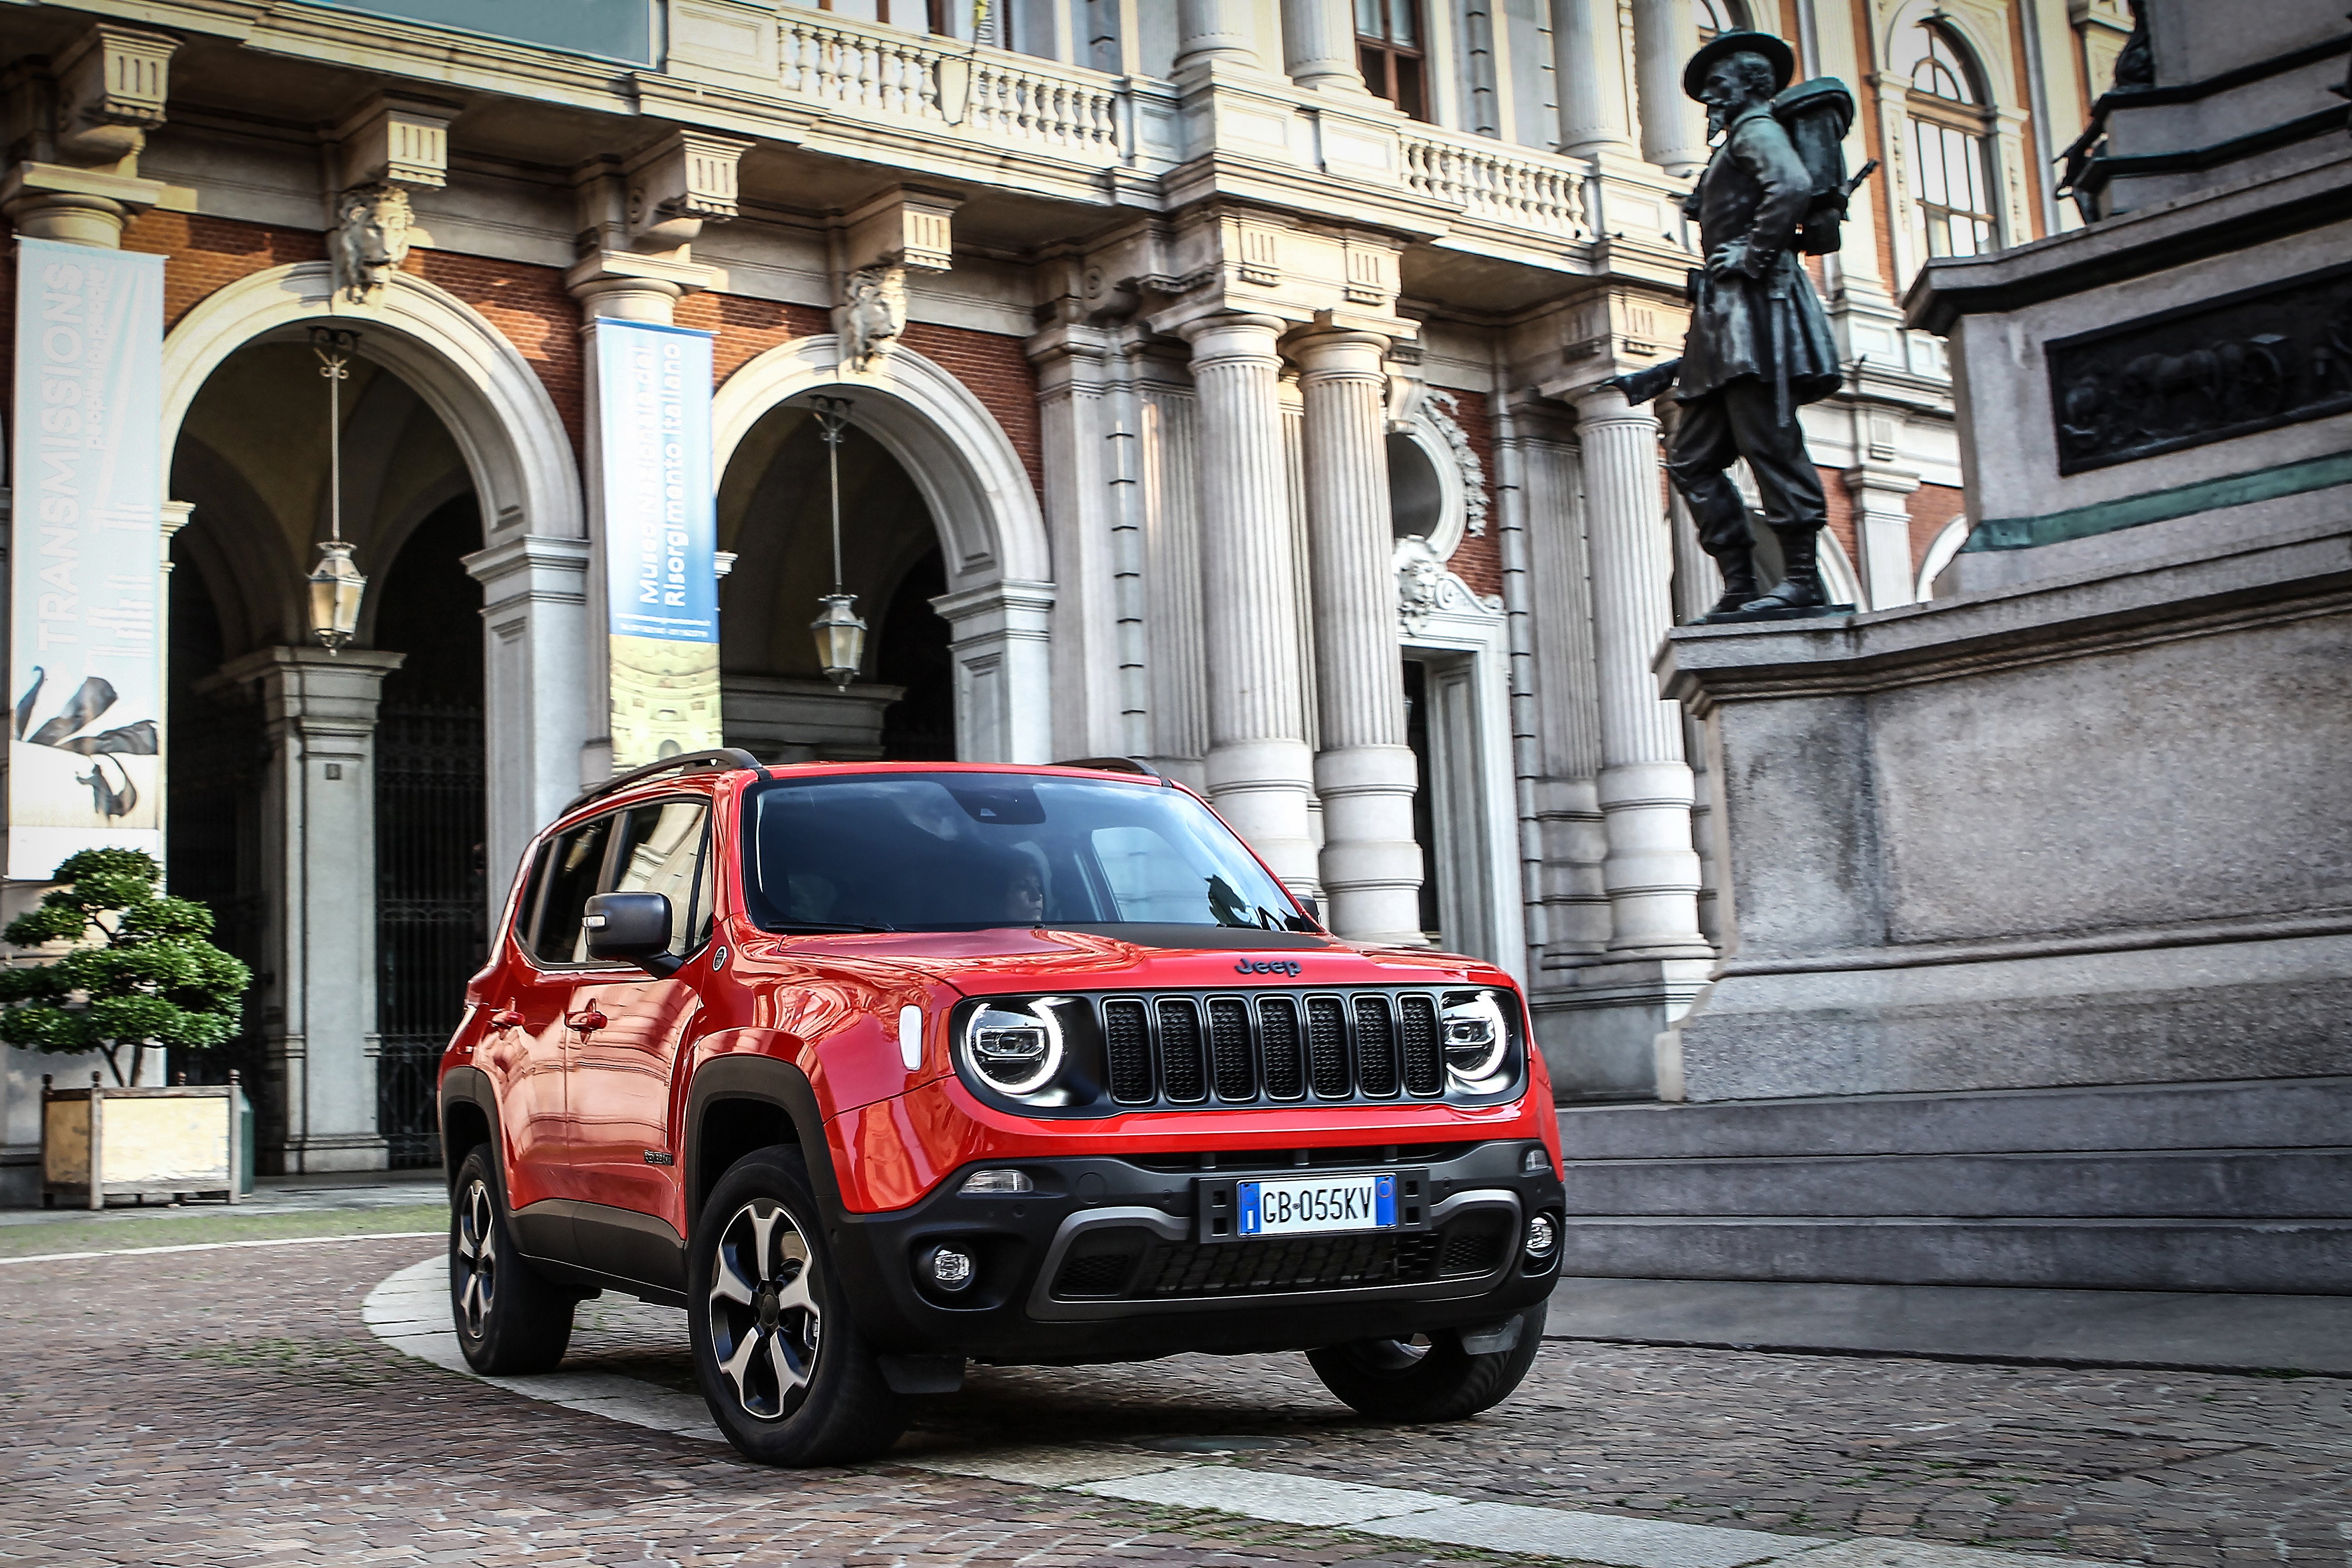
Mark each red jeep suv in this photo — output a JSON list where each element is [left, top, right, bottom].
[[439, 751, 1566, 1465]]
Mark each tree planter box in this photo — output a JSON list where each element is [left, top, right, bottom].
[[41, 1076, 244, 1208]]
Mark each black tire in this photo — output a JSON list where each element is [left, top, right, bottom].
[[449, 1146, 575, 1374], [687, 1144, 906, 1466], [1306, 1302, 1547, 1423]]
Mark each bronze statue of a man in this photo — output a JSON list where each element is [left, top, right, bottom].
[[1612, 30, 1847, 617]]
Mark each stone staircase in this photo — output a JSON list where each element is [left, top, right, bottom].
[[1552, 1077, 2352, 1294]]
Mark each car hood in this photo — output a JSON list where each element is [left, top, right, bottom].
[[733, 924, 1510, 994]]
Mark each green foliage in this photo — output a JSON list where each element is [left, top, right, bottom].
[[0, 849, 250, 1085]]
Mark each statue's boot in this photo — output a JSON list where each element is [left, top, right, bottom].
[[1742, 526, 1831, 612], [1706, 548, 1759, 617]]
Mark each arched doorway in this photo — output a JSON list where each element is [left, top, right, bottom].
[[165, 337, 485, 1168], [710, 337, 1055, 764], [713, 402, 952, 761]]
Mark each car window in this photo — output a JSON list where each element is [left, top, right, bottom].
[[743, 773, 1301, 934], [531, 813, 616, 964], [610, 798, 709, 956]]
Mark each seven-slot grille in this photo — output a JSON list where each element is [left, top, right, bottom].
[[1098, 990, 1452, 1109]]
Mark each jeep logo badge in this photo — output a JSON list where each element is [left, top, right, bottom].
[[1234, 959, 1302, 976]]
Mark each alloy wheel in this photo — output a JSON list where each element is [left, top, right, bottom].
[[705, 1197, 823, 1421], [453, 1177, 498, 1336]]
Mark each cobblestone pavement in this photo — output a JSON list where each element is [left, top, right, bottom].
[[2, 1235, 2346, 1568]]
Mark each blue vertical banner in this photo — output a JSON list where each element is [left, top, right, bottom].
[[8, 239, 166, 881], [594, 319, 721, 770]]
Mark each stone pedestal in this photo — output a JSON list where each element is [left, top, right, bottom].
[[225, 647, 404, 1174], [1180, 314, 1318, 891]]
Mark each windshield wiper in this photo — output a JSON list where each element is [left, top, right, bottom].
[[766, 920, 897, 934]]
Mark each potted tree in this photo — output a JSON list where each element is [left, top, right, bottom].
[[0, 849, 253, 1207]]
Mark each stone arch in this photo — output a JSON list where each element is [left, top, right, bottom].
[[160, 262, 593, 895], [712, 335, 1054, 762]]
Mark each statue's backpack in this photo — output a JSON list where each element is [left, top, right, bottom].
[[1771, 78, 1877, 255]]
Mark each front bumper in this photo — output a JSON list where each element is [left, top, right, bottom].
[[825, 1139, 1566, 1364]]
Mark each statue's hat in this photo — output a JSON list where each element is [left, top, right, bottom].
[[1683, 29, 1797, 100]]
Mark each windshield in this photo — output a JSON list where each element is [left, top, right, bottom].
[[741, 772, 1303, 934]]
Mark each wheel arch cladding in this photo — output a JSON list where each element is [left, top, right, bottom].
[[685, 1054, 836, 1236], [440, 1067, 498, 1192]]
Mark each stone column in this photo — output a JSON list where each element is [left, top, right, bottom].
[[464, 536, 594, 926], [1282, 0, 1366, 92], [1026, 321, 1128, 758], [1176, 0, 1262, 74], [1294, 328, 1423, 943], [1552, 0, 1637, 158], [1573, 385, 1709, 957], [1630, 0, 1708, 177], [1848, 465, 1922, 610], [1178, 314, 1318, 891], [225, 647, 405, 1173]]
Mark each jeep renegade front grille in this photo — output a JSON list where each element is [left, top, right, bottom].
[[1098, 989, 1453, 1110]]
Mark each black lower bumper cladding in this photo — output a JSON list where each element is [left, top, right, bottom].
[[826, 1139, 1565, 1364]]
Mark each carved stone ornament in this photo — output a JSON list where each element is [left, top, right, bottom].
[[330, 184, 413, 303], [1421, 390, 1491, 537], [841, 264, 906, 372], [1394, 535, 1501, 633]]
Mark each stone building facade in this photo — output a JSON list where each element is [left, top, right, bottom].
[[0, 0, 2118, 1189]]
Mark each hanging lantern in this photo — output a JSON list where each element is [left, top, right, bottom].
[[807, 394, 864, 690], [811, 593, 868, 692], [308, 538, 368, 651], [309, 325, 365, 654]]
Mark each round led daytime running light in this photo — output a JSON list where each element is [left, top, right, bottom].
[[962, 1000, 1065, 1097], [1440, 990, 1512, 1086]]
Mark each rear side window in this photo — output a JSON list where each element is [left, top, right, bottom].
[[610, 799, 710, 956], [528, 814, 615, 965]]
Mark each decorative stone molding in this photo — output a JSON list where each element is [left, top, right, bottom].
[[840, 184, 963, 275], [1394, 535, 1501, 633], [1421, 390, 1490, 537], [333, 94, 459, 192], [623, 129, 752, 250], [52, 24, 176, 169], [329, 184, 415, 303], [838, 264, 908, 371]]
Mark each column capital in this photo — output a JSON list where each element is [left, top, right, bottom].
[[1844, 462, 1922, 499], [1567, 381, 1662, 431], [1176, 311, 1288, 360], [1289, 325, 1393, 377], [221, 646, 407, 726], [564, 250, 723, 323]]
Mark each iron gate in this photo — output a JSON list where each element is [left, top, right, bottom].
[[374, 699, 486, 1168]]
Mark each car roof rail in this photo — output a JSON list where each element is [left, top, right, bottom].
[[1051, 756, 1168, 781], [560, 747, 773, 818]]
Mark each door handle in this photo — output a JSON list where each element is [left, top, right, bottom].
[[490, 1007, 525, 1030], [570, 1007, 608, 1034]]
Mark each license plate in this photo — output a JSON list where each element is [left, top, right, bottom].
[[1237, 1173, 1396, 1237]]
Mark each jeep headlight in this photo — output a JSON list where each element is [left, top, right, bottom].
[[961, 999, 1066, 1096], [1441, 990, 1513, 1088]]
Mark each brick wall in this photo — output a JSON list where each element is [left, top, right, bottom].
[[674, 292, 829, 383], [1440, 387, 1504, 601], [408, 249, 583, 458], [902, 321, 1044, 501], [1907, 480, 1969, 570], [123, 213, 326, 327], [1819, 464, 1860, 569]]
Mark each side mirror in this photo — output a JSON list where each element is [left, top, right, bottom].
[[1291, 895, 1322, 930], [584, 891, 682, 977]]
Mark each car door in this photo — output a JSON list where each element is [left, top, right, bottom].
[[563, 795, 713, 1278], [493, 810, 618, 1241]]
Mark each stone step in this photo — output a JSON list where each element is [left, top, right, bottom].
[[1557, 1146, 2352, 1219], [1552, 1215, 2352, 1294], [1555, 1076, 2351, 1159]]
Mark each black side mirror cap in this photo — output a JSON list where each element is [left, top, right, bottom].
[[1290, 895, 1322, 931], [584, 891, 682, 977]]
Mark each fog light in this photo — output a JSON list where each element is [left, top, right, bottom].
[[926, 1245, 976, 1291], [1524, 1212, 1558, 1259], [1522, 1146, 1551, 1177], [960, 1168, 1034, 1195]]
